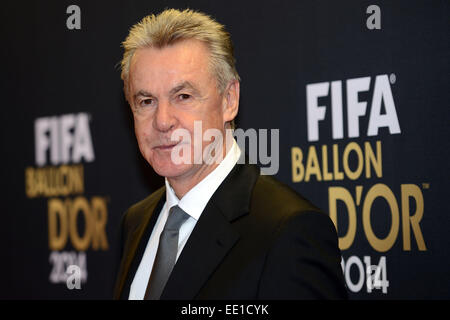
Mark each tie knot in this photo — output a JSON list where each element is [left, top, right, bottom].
[[165, 205, 189, 231]]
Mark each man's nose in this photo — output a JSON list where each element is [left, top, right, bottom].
[[153, 100, 176, 132]]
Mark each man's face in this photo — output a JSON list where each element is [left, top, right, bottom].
[[128, 39, 235, 180]]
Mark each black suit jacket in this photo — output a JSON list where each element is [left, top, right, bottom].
[[113, 163, 347, 299]]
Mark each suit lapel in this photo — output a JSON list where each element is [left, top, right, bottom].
[[161, 200, 240, 299], [161, 163, 260, 299], [114, 188, 166, 299]]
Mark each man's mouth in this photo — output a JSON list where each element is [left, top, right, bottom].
[[153, 142, 180, 150]]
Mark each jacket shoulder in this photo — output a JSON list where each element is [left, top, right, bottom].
[[122, 186, 165, 231], [251, 176, 346, 299], [251, 174, 321, 217]]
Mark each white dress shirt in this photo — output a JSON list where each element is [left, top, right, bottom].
[[128, 139, 241, 300]]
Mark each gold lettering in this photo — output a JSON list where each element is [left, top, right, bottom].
[[321, 145, 333, 181], [48, 198, 68, 250], [365, 141, 382, 178], [24, 165, 84, 198], [91, 197, 109, 250], [343, 142, 364, 180], [305, 145, 322, 182], [291, 147, 304, 182], [332, 144, 344, 180], [362, 184, 399, 252], [401, 184, 426, 251], [69, 197, 92, 251], [328, 187, 357, 250]]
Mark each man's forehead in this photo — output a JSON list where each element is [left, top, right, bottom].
[[129, 40, 214, 95], [130, 39, 210, 71]]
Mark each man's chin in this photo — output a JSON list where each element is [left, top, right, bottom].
[[151, 162, 193, 180]]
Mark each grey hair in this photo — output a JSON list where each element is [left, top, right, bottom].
[[120, 8, 240, 99]]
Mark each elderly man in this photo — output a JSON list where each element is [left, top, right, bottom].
[[114, 8, 347, 300]]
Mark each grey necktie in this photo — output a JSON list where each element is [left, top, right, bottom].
[[144, 205, 189, 300]]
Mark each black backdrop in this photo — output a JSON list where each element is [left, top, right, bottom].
[[1, 0, 449, 299]]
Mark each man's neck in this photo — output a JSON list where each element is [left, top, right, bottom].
[[167, 134, 235, 199], [168, 161, 220, 199]]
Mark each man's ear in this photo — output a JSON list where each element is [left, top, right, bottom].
[[222, 80, 240, 124]]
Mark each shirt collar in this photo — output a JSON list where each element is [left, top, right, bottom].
[[165, 139, 241, 221]]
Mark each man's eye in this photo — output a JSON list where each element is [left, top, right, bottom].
[[178, 94, 191, 101], [140, 99, 154, 107]]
